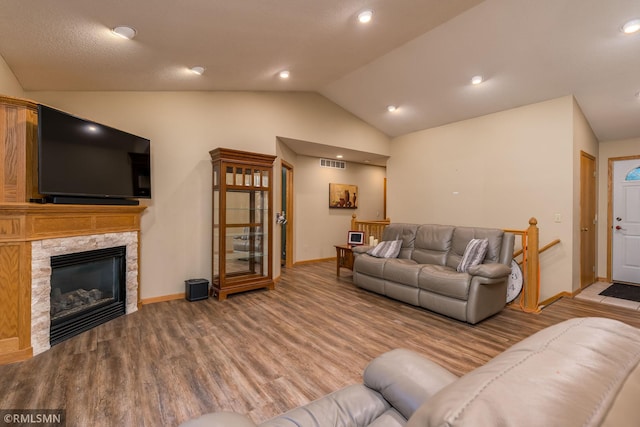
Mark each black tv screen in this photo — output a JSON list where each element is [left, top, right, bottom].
[[37, 105, 151, 203]]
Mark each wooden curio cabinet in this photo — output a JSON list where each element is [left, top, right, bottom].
[[210, 148, 276, 300]]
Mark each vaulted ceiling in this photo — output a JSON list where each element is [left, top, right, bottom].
[[1, 0, 638, 142]]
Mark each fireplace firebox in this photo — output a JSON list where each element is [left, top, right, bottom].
[[50, 246, 126, 345]]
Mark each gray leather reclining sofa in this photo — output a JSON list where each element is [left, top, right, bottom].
[[352, 223, 515, 324], [181, 317, 640, 427]]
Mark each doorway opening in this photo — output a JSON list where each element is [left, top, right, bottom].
[[608, 155, 640, 284], [281, 161, 294, 268]]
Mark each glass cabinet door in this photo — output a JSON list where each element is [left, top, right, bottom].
[[225, 190, 269, 277]]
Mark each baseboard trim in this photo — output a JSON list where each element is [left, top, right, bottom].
[[294, 257, 335, 266], [141, 293, 185, 305], [0, 346, 32, 365], [539, 292, 572, 308]]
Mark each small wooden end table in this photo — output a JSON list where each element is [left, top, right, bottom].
[[335, 244, 354, 277]]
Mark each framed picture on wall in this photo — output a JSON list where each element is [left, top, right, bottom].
[[329, 183, 358, 209], [347, 231, 365, 246]]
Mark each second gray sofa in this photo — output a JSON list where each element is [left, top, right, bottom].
[[352, 223, 515, 324]]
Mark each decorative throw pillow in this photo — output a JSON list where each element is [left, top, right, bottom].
[[367, 239, 402, 258], [457, 238, 489, 272]]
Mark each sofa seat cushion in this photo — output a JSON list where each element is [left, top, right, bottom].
[[417, 265, 471, 300], [261, 384, 391, 427], [383, 259, 421, 287]]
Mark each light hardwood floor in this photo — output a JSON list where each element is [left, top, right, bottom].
[[1, 261, 639, 427]]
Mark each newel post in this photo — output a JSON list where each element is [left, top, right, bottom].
[[523, 217, 540, 311]]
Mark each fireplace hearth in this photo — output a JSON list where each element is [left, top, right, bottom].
[[49, 246, 126, 346]]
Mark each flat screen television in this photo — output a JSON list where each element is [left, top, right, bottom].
[[37, 105, 151, 205]]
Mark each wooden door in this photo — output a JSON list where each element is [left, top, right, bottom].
[[580, 152, 596, 288]]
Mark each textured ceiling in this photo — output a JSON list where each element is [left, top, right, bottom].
[[0, 0, 639, 147]]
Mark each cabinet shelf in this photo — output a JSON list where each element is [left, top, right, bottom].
[[210, 148, 276, 301]]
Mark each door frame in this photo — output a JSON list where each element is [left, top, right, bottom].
[[607, 154, 640, 281], [579, 151, 596, 289], [282, 160, 294, 268]]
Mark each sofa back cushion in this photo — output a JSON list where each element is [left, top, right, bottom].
[[381, 224, 418, 259], [445, 227, 505, 270], [406, 317, 640, 427], [411, 225, 454, 266]]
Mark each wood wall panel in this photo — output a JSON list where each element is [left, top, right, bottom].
[[0, 101, 33, 203], [94, 214, 139, 231], [0, 243, 21, 339], [0, 217, 23, 240], [18, 242, 31, 348], [0, 337, 19, 353], [25, 108, 39, 201], [29, 215, 94, 238]]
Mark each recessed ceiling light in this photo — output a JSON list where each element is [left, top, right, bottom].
[[358, 10, 374, 24], [111, 26, 137, 40], [621, 18, 640, 34], [471, 75, 484, 85], [190, 66, 205, 75], [387, 105, 397, 112], [279, 70, 290, 79], [336, 155, 343, 159]]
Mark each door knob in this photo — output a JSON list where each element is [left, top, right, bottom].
[[581, 227, 588, 231], [616, 225, 623, 230]]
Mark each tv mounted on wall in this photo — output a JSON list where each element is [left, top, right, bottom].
[[37, 105, 151, 205]]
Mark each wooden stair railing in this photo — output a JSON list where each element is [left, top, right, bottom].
[[351, 214, 390, 242], [505, 217, 561, 313]]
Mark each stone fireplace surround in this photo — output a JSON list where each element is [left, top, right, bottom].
[[31, 232, 139, 355]]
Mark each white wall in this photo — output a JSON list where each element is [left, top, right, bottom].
[[292, 155, 386, 261], [572, 98, 599, 291], [388, 96, 575, 301], [0, 54, 24, 98], [2, 47, 625, 302], [26, 91, 390, 299], [597, 137, 640, 278], [274, 141, 386, 263]]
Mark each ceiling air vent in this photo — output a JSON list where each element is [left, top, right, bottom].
[[320, 158, 346, 169]]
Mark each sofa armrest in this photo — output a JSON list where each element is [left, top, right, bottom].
[[352, 245, 372, 255], [179, 412, 257, 427], [467, 263, 511, 279], [363, 349, 458, 420]]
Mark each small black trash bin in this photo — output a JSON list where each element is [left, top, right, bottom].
[[185, 278, 209, 301]]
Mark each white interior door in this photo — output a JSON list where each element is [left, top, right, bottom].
[[612, 159, 640, 284]]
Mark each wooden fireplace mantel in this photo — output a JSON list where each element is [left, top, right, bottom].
[[0, 203, 146, 241], [0, 95, 147, 365]]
